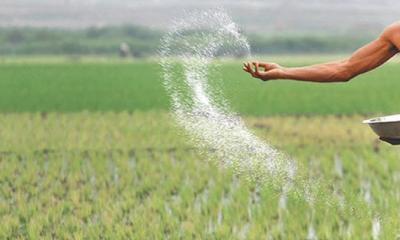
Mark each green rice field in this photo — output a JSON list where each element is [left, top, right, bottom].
[[0, 56, 399, 115], [0, 57, 400, 239]]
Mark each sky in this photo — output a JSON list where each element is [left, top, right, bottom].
[[1, 0, 399, 34]]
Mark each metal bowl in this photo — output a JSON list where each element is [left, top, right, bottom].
[[363, 114, 400, 145]]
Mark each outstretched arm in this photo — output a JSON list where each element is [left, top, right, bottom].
[[244, 21, 400, 82]]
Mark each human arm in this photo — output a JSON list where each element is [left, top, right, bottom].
[[243, 21, 400, 82]]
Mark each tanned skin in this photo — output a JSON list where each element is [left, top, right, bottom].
[[243, 21, 400, 82]]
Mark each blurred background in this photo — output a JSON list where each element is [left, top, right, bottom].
[[1, 0, 400, 57]]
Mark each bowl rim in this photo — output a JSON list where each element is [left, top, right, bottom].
[[363, 114, 400, 124]]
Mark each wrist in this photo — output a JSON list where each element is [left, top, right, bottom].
[[275, 67, 287, 79]]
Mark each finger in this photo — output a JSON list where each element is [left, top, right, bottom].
[[246, 63, 254, 77], [245, 62, 250, 71], [253, 62, 259, 75], [259, 63, 268, 71], [247, 63, 253, 71], [262, 63, 277, 71], [246, 63, 255, 77], [243, 63, 249, 72]]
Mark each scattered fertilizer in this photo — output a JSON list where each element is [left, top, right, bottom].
[[159, 9, 295, 185]]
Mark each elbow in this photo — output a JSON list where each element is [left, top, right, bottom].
[[381, 22, 400, 39], [380, 21, 400, 47]]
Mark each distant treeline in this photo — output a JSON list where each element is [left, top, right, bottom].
[[0, 26, 162, 57], [0, 25, 375, 57]]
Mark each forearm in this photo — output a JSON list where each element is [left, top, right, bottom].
[[277, 24, 399, 83], [277, 60, 352, 82], [244, 21, 400, 82]]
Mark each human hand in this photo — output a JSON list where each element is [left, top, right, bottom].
[[243, 62, 282, 81]]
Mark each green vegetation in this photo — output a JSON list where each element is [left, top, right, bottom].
[[0, 61, 167, 112], [0, 57, 399, 238], [248, 33, 375, 54], [0, 26, 162, 57], [0, 112, 399, 239], [0, 58, 398, 115], [0, 26, 376, 56]]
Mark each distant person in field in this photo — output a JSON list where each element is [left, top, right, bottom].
[[243, 21, 400, 82]]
